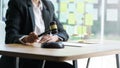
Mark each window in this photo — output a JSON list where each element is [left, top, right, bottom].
[[0, 0, 7, 44], [104, 0, 120, 41], [0, 0, 9, 21], [0, 0, 2, 21], [107, 0, 119, 4]]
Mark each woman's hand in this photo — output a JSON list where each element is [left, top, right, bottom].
[[21, 32, 38, 45], [39, 34, 60, 43]]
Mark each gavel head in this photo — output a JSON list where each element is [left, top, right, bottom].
[[50, 21, 58, 34]]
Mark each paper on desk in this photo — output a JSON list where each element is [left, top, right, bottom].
[[62, 42, 97, 47], [62, 42, 81, 47], [32, 43, 42, 47]]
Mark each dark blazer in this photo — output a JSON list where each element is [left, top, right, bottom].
[[5, 0, 69, 44]]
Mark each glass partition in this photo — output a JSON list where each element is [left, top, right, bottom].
[[0, 0, 2, 21], [51, 0, 101, 43], [0, 0, 9, 21], [0, 0, 6, 44]]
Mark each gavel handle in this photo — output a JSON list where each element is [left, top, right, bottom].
[[38, 30, 51, 37]]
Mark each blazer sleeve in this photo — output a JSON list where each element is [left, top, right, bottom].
[[5, 0, 23, 44], [53, 14, 69, 41]]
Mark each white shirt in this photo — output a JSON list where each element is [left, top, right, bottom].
[[32, 0, 45, 35], [19, 0, 45, 43]]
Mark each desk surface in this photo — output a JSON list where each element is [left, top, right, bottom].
[[0, 41, 120, 61]]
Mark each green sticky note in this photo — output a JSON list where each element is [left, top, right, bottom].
[[77, 26, 87, 35], [60, 2, 67, 12], [69, 0, 74, 2], [63, 25, 67, 30], [77, 2, 85, 13], [68, 13, 76, 25], [85, 14, 93, 26]]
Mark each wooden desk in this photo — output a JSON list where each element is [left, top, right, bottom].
[[0, 42, 120, 68]]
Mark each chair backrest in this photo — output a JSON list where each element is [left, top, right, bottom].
[[0, 20, 6, 44]]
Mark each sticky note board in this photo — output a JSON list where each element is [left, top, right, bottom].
[[68, 13, 76, 25], [68, 3, 76, 12], [60, 2, 68, 12], [63, 25, 67, 30], [85, 0, 95, 3], [77, 2, 85, 14], [69, 0, 74, 3], [85, 14, 93, 26], [86, 4, 94, 14], [76, 14, 84, 25], [60, 13, 68, 23], [66, 25, 75, 35], [77, 26, 87, 35]]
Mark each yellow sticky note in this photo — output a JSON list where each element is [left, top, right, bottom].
[[85, 0, 95, 3], [77, 26, 87, 35], [60, 2, 67, 12], [69, 0, 74, 2], [63, 25, 67, 30], [85, 14, 93, 26], [68, 13, 76, 25], [77, 2, 85, 14]]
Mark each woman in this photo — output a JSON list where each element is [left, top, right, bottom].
[[0, 0, 74, 68]]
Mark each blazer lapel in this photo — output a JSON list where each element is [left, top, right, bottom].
[[27, 0, 51, 32], [27, 0, 35, 30], [42, 4, 51, 32]]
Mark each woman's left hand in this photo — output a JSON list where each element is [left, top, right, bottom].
[[39, 34, 59, 43]]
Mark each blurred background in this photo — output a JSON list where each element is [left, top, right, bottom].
[[0, 0, 120, 68]]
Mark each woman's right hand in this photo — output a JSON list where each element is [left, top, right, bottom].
[[21, 32, 38, 45]]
